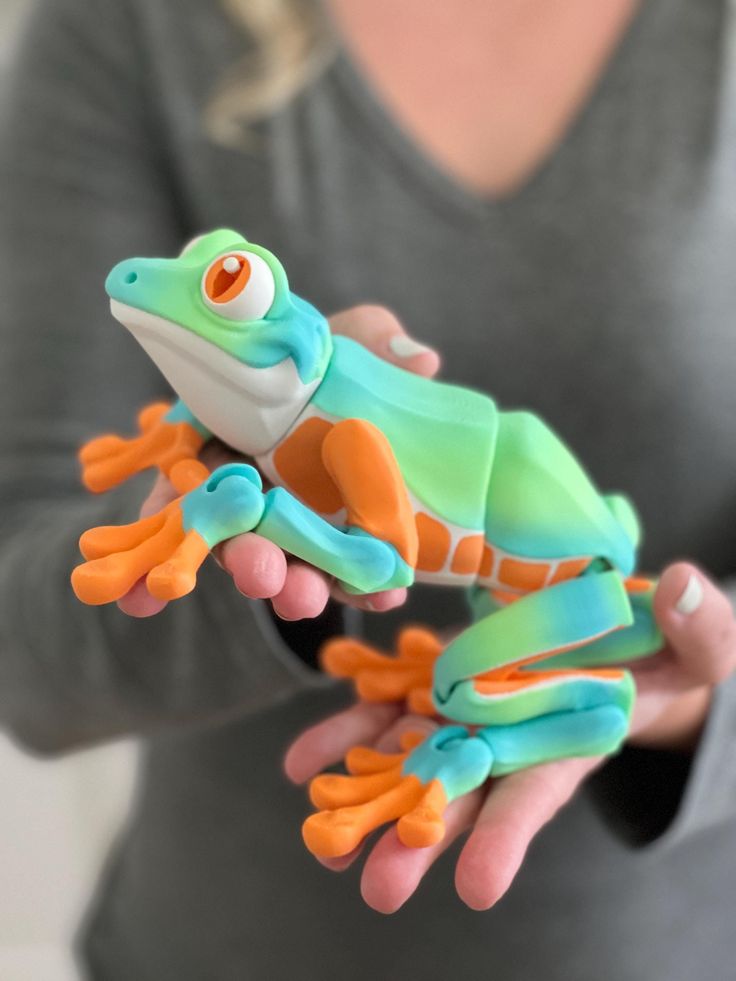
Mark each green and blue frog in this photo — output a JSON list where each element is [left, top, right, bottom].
[[71, 229, 662, 858]]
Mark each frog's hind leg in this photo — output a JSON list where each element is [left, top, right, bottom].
[[433, 572, 639, 746], [303, 698, 632, 857], [478, 703, 630, 776], [542, 575, 662, 672]]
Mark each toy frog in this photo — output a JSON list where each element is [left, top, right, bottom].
[[71, 229, 663, 859]]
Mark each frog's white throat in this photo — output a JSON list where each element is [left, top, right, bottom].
[[110, 300, 319, 456]]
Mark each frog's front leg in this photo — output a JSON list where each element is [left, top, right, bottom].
[[72, 458, 248, 604], [257, 417, 419, 593], [72, 434, 416, 604], [79, 399, 210, 492]]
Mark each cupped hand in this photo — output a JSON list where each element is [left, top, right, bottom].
[[284, 562, 736, 912], [118, 306, 440, 619]]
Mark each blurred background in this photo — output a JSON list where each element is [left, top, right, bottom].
[[0, 7, 137, 980]]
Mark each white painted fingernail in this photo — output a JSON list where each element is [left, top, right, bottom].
[[675, 573, 703, 615], [388, 335, 436, 359]]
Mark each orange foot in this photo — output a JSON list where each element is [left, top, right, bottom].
[[71, 460, 211, 604], [79, 402, 205, 493], [302, 732, 448, 858], [319, 626, 443, 715]]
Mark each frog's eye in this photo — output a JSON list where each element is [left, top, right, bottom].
[[201, 251, 276, 321]]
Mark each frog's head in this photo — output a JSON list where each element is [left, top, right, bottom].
[[105, 230, 332, 455]]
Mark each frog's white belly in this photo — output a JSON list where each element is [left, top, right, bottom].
[[110, 300, 318, 456]]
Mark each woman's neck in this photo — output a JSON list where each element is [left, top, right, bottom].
[[325, 0, 640, 197]]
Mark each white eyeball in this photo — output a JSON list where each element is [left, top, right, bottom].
[[201, 251, 276, 321]]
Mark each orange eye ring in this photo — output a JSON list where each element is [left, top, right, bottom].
[[201, 250, 276, 321], [204, 254, 252, 304]]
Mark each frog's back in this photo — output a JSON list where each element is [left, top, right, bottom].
[[483, 411, 638, 585], [313, 336, 497, 531], [262, 337, 637, 592]]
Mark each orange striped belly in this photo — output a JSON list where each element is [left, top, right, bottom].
[[413, 512, 592, 594], [261, 411, 593, 594]]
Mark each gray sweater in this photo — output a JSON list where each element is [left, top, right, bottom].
[[1, 0, 735, 978]]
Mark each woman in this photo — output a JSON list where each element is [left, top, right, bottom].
[[1, 0, 735, 977]]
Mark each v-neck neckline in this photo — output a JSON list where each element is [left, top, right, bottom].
[[322, 0, 659, 222]]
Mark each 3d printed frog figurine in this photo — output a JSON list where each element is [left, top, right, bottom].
[[71, 229, 662, 859]]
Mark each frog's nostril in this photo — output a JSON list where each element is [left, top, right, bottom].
[[124, 271, 138, 285]]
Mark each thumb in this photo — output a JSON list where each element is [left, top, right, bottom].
[[653, 562, 736, 685], [329, 305, 441, 378]]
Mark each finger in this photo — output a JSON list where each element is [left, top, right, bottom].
[[317, 843, 366, 873], [329, 582, 408, 613], [270, 561, 332, 621], [329, 305, 441, 378], [219, 533, 288, 599], [283, 702, 402, 784], [117, 577, 169, 618], [140, 473, 178, 518], [455, 756, 599, 910], [653, 562, 736, 685], [360, 789, 484, 914], [372, 714, 440, 753]]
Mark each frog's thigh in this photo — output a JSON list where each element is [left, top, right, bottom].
[[272, 417, 342, 514], [485, 411, 624, 560], [479, 703, 630, 776], [322, 418, 418, 567]]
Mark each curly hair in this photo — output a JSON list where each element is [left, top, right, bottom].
[[205, 0, 336, 146]]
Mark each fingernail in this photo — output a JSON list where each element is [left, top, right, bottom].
[[675, 573, 703, 615], [388, 335, 436, 359]]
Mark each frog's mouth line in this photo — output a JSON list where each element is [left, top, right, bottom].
[[109, 300, 319, 456]]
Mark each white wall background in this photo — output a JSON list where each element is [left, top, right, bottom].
[[0, 739, 137, 980], [1, 3, 139, 978]]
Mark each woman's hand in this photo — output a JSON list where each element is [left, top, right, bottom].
[[117, 305, 439, 619], [284, 562, 736, 912]]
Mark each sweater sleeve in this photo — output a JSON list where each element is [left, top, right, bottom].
[[586, 580, 736, 848], [0, 0, 330, 756]]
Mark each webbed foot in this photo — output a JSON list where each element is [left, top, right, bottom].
[[72, 461, 266, 604], [303, 726, 493, 857], [79, 402, 205, 492], [320, 626, 444, 714]]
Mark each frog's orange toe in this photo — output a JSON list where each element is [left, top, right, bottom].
[[397, 625, 444, 661], [406, 687, 436, 716], [302, 810, 367, 859], [146, 563, 197, 601], [79, 511, 167, 561], [146, 530, 210, 601], [71, 554, 146, 605], [303, 776, 430, 858], [79, 434, 126, 466], [309, 766, 403, 810], [319, 637, 387, 678], [345, 745, 408, 775], [137, 402, 170, 432], [396, 781, 447, 849]]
